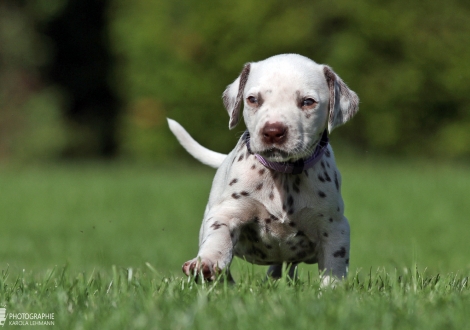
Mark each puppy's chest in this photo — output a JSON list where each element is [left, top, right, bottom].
[[224, 148, 341, 265]]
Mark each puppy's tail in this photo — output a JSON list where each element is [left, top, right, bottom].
[[167, 118, 227, 168]]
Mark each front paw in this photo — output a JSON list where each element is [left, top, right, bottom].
[[182, 257, 221, 281], [320, 274, 338, 288]]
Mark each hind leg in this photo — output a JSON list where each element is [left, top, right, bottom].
[[267, 263, 298, 279]]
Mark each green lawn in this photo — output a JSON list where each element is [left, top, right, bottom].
[[0, 155, 469, 329]]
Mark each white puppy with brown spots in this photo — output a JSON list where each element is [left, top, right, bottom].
[[168, 54, 359, 284]]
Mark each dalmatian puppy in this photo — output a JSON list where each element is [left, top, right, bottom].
[[167, 54, 359, 284]]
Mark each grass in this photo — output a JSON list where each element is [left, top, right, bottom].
[[0, 154, 469, 329], [1, 265, 468, 329]]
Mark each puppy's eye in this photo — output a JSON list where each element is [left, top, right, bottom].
[[247, 96, 258, 105], [302, 98, 317, 107], [302, 98, 315, 107]]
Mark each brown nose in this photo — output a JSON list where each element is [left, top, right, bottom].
[[262, 122, 288, 144]]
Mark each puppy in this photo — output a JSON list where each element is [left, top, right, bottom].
[[168, 54, 359, 283]]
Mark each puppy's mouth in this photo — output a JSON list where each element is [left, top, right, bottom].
[[258, 148, 291, 162], [257, 142, 315, 163]]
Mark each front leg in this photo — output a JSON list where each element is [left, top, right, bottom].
[[318, 216, 350, 285], [182, 213, 235, 281]]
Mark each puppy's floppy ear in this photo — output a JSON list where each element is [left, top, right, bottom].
[[323, 66, 359, 133], [222, 63, 251, 129]]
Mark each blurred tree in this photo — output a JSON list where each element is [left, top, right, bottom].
[[0, 0, 66, 161], [44, 0, 120, 158]]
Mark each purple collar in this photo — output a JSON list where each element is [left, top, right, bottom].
[[245, 130, 329, 175]]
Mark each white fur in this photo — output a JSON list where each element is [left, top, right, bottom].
[[167, 118, 226, 168]]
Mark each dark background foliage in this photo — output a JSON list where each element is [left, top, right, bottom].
[[1, 0, 469, 162]]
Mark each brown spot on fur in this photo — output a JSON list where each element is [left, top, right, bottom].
[[256, 183, 263, 190], [333, 247, 346, 258], [232, 193, 241, 199], [211, 221, 227, 230], [241, 191, 250, 196], [259, 168, 265, 175], [229, 178, 238, 186]]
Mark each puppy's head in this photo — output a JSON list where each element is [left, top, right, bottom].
[[223, 54, 359, 162]]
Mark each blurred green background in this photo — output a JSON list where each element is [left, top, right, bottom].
[[0, 0, 469, 277], [2, 0, 470, 161]]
